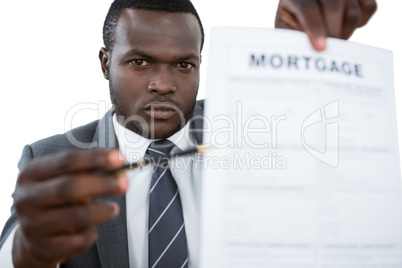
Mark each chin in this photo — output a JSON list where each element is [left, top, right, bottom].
[[127, 121, 182, 140]]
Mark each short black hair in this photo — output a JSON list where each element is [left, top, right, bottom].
[[103, 0, 204, 53]]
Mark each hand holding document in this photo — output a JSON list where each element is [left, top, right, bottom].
[[200, 28, 402, 267]]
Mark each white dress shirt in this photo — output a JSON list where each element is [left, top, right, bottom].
[[0, 115, 203, 268]]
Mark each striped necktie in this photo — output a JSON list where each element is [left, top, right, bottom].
[[147, 139, 189, 268]]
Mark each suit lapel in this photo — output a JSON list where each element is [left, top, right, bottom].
[[190, 100, 205, 145], [92, 109, 130, 268]]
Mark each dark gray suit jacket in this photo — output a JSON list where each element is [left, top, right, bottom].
[[0, 100, 204, 267]]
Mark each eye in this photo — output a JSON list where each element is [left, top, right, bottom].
[[131, 59, 149, 66], [177, 62, 193, 69]]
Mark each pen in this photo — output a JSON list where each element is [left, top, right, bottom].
[[98, 144, 211, 174]]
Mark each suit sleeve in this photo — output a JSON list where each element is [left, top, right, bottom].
[[0, 145, 33, 249]]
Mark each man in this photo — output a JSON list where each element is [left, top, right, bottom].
[[0, 0, 377, 267]]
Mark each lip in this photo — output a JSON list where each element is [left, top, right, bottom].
[[144, 102, 177, 120]]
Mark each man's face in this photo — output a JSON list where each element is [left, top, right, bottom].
[[100, 9, 202, 139]]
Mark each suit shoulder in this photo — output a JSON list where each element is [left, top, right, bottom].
[[28, 119, 100, 159], [196, 99, 205, 109]]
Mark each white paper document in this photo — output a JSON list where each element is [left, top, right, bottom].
[[199, 28, 402, 267]]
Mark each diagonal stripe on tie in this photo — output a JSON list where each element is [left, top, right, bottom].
[[148, 139, 189, 268], [149, 166, 169, 194], [149, 189, 179, 233]]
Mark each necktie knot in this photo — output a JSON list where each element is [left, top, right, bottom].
[[147, 139, 175, 157]]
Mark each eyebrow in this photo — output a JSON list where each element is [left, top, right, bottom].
[[123, 49, 152, 59], [123, 49, 199, 62]]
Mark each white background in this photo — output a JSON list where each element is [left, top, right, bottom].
[[0, 1, 400, 232]]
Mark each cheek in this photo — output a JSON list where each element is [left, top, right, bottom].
[[189, 77, 200, 99], [113, 74, 148, 99], [180, 80, 199, 115], [110, 80, 147, 116], [179, 74, 199, 95]]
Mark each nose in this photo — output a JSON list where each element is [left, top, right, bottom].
[[147, 66, 177, 95]]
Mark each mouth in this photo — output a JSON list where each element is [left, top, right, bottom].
[[144, 102, 178, 120]]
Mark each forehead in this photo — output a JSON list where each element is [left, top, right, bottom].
[[113, 9, 202, 56]]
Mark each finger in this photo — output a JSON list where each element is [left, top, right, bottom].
[[341, 0, 363, 39], [16, 173, 128, 210], [319, 0, 346, 38], [20, 201, 119, 236], [18, 149, 125, 183], [24, 226, 98, 264], [357, 0, 377, 27], [283, 0, 328, 51], [275, 4, 303, 31]]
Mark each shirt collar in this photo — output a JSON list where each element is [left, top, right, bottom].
[[112, 114, 196, 163]]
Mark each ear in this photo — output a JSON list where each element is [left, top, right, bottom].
[[99, 47, 110, 80]]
